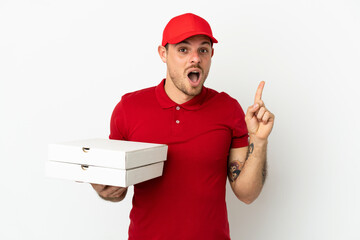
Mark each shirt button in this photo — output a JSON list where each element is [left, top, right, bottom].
[[176, 120, 180, 124], [176, 106, 180, 110]]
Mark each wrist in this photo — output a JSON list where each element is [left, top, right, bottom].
[[248, 134, 268, 146]]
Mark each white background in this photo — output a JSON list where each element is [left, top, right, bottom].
[[1, 0, 359, 239]]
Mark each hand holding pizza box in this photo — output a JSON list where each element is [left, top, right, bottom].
[[46, 138, 168, 187]]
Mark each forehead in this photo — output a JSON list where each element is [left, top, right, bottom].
[[176, 35, 212, 45]]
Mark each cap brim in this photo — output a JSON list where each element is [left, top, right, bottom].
[[165, 31, 218, 46]]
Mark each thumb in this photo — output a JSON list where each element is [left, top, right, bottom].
[[246, 103, 259, 119]]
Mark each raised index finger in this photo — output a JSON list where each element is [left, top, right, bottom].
[[254, 81, 265, 103]]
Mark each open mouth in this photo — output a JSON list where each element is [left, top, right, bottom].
[[188, 71, 200, 83]]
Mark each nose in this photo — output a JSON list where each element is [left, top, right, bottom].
[[190, 51, 201, 64]]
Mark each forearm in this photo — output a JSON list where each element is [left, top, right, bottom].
[[230, 136, 268, 203]]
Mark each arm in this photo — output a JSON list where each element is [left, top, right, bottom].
[[228, 137, 267, 204], [228, 81, 274, 204], [90, 98, 129, 202]]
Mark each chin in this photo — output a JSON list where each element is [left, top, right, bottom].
[[186, 86, 203, 96]]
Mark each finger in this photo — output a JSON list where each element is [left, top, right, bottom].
[[254, 81, 265, 103], [262, 111, 271, 123], [264, 111, 275, 123], [248, 100, 264, 117], [254, 100, 265, 111], [91, 183, 106, 193], [109, 187, 127, 198], [268, 112, 275, 122], [246, 103, 260, 120], [101, 186, 126, 198], [256, 107, 266, 120]]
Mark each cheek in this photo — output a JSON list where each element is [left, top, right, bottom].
[[206, 58, 212, 68], [169, 56, 182, 66], [171, 59, 187, 74], [201, 58, 211, 69]]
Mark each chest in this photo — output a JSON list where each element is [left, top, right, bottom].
[[125, 105, 234, 169]]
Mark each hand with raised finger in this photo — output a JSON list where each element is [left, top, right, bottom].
[[91, 183, 128, 202], [245, 81, 275, 141]]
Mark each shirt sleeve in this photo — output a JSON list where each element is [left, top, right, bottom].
[[231, 100, 249, 148], [109, 97, 128, 141]]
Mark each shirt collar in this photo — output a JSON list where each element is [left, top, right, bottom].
[[155, 79, 208, 110]]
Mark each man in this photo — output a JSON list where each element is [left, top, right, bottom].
[[92, 13, 274, 240]]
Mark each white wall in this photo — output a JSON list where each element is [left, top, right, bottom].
[[1, 0, 359, 239]]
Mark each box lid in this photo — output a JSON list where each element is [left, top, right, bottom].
[[48, 138, 168, 169]]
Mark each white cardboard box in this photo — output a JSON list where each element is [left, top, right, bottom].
[[46, 138, 168, 187], [45, 160, 164, 187]]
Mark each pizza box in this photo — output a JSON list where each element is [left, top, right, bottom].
[[48, 138, 168, 169], [45, 160, 164, 187], [46, 138, 168, 187]]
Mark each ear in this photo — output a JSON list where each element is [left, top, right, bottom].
[[211, 47, 214, 57], [158, 45, 167, 63]]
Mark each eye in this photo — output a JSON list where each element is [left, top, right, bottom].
[[199, 48, 209, 53], [179, 48, 187, 53]]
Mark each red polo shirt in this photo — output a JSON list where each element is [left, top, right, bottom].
[[109, 79, 248, 240]]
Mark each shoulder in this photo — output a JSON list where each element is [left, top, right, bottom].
[[205, 87, 241, 107], [112, 86, 156, 113], [120, 86, 158, 107], [121, 86, 156, 103]]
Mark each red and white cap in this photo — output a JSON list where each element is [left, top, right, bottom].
[[161, 13, 218, 47]]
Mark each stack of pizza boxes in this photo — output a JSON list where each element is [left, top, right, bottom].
[[46, 138, 168, 187]]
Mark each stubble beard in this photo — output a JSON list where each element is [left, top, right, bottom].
[[168, 66, 209, 97]]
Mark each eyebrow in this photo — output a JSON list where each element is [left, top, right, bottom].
[[175, 40, 211, 46]]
